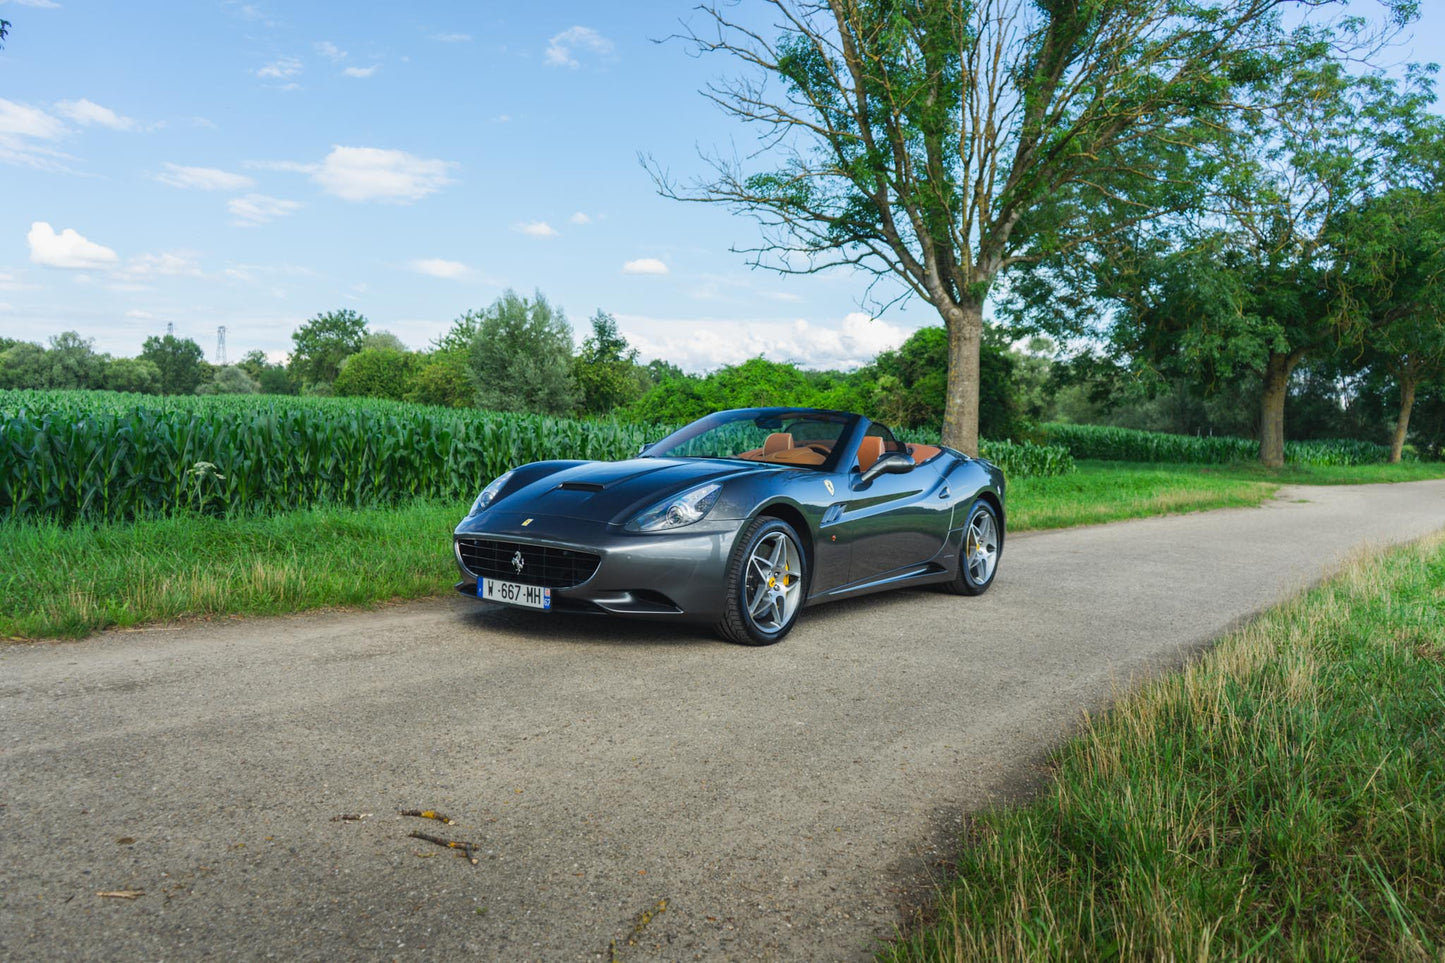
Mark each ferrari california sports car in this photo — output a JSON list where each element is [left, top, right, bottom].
[[453, 407, 1004, 645]]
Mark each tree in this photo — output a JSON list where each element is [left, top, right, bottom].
[[104, 357, 162, 394], [468, 291, 580, 414], [0, 342, 47, 389], [0, 18, 10, 50], [45, 331, 106, 389], [237, 349, 298, 395], [361, 330, 408, 353], [408, 351, 473, 408], [289, 309, 368, 388], [140, 334, 207, 395], [1335, 125, 1445, 462], [870, 326, 1019, 436], [1001, 50, 1429, 465], [653, 0, 1399, 455], [574, 311, 647, 414], [333, 348, 417, 400], [198, 365, 262, 395]]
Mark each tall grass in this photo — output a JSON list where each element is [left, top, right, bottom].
[[884, 533, 1445, 962], [0, 499, 467, 639]]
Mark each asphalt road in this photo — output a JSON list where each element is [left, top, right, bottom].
[[3, 480, 1444, 962]]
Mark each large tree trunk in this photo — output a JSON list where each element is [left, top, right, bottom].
[[1258, 351, 1301, 469], [940, 299, 984, 456], [1391, 374, 1417, 464]]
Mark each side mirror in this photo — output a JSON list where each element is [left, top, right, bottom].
[[638, 442, 654, 456], [860, 451, 914, 484]]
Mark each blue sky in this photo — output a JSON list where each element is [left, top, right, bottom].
[[1, 1, 1442, 372]]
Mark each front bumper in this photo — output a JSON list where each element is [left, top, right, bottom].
[[453, 510, 740, 622]]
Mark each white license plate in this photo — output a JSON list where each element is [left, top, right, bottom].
[[479, 577, 552, 610]]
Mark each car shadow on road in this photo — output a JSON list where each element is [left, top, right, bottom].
[[456, 603, 728, 650], [452, 584, 943, 651]]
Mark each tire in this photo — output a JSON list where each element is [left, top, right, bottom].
[[715, 516, 808, 646], [944, 498, 1001, 596]]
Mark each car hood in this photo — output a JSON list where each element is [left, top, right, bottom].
[[483, 457, 770, 525]]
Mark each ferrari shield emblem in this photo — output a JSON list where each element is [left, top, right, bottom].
[[823, 479, 835, 496], [521, 518, 533, 526]]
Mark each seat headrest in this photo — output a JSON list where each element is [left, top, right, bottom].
[[763, 432, 793, 455], [857, 435, 884, 472]]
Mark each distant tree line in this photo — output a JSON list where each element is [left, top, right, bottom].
[[5, 277, 1442, 456]]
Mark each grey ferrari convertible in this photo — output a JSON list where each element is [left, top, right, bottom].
[[454, 407, 1005, 645]]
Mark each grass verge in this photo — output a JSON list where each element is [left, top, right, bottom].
[[1008, 459, 1445, 532], [882, 531, 1445, 962], [0, 499, 467, 640]]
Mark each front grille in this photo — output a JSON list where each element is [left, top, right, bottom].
[[456, 538, 601, 589]]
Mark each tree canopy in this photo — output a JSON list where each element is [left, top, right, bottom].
[[288, 309, 369, 389], [467, 290, 581, 415], [140, 335, 207, 396], [654, 0, 1406, 455]]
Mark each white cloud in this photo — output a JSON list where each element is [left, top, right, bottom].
[[0, 98, 66, 139], [545, 26, 614, 69], [515, 220, 558, 238], [409, 258, 471, 280], [53, 98, 135, 131], [432, 32, 471, 43], [569, 211, 592, 225], [342, 65, 379, 78], [491, 113, 511, 124], [125, 309, 155, 320], [119, 252, 203, 279], [618, 311, 910, 372], [256, 57, 303, 80], [3, 0, 61, 7], [622, 257, 668, 276], [228, 193, 301, 225], [309, 145, 455, 202], [27, 222, 119, 269], [157, 163, 255, 191], [314, 41, 346, 61], [0, 302, 13, 312]]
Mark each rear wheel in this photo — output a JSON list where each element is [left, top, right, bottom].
[[716, 517, 807, 646], [944, 499, 1001, 596]]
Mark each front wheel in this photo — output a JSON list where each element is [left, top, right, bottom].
[[716, 516, 807, 646], [944, 499, 1001, 596]]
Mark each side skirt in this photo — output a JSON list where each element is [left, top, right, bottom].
[[807, 559, 955, 606]]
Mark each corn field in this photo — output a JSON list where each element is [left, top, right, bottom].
[[1038, 423, 1406, 467], [0, 390, 1081, 524], [0, 391, 664, 523]]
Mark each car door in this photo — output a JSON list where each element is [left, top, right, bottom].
[[835, 459, 952, 584]]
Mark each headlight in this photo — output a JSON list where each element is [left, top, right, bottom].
[[627, 483, 722, 533], [470, 469, 516, 514]]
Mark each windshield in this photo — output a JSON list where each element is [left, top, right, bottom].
[[645, 408, 856, 470]]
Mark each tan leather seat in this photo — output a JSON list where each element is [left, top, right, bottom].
[[856, 436, 884, 472], [907, 444, 942, 464], [763, 432, 793, 455]]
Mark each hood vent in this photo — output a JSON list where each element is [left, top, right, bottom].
[[557, 481, 605, 492]]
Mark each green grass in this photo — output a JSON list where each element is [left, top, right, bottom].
[[5, 460, 1445, 640], [0, 499, 468, 640], [1008, 460, 1445, 532], [882, 531, 1445, 962]]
